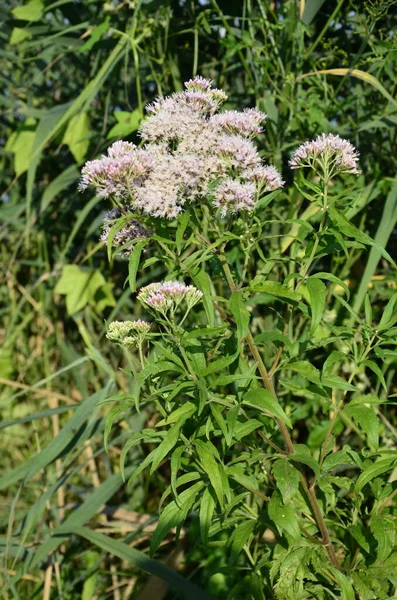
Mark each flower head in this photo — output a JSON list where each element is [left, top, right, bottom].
[[107, 319, 151, 347], [80, 77, 281, 218], [137, 281, 203, 313], [289, 133, 360, 177], [244, 164, 284, 191], [214, 179, 257, 216], [211, 108, 267, 138]]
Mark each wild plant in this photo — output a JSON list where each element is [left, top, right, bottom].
[[80, 77, 397, 598]]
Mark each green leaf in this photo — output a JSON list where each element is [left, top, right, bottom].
[[229, 520, 255, 564], [12, 0, 44, 21], [362, 359, 387, 392], [202, 350, 239, 376], [150, 482, 205, 554], [230, 291, 250, 340], [156, 403, 196, 427], [5, 119, 36, 176], [250, 279, 302, 302], [78, 17, 111, 54], [176, 210, 191, 253], [321, 375, 357, 392], [272, 459, 299, 504], [62, 112, 91, 162], [268, 491, 300, 540], [329, 206, 395, 267], [150, 422, 182, 474], [311, 272, 350, 300], [243, 388, 291, 427], [194, 439, 224, 507], [354, 458, 397, 495], [286, 361, 321, 384], [344, 405, 379, 451], [69, 527, 213, 600], [326, 567, 355, 600], [128, 239, 149, 292], [192, 269, 215, 326], [291, 445, 320, 477], [104, 400, 134, 452], [10, 27, 32, 44], [322, 450, 353, 473], [301, 0, 326, 24], [107, 109, 142, 139], [184, 337, 207, 375], [54, 265, 106, 315], [370, 515, 392, 562], [199, 487, 216, 546], [306, 277, 326, 333], [378, 292, 397, 331], [348, 523, 370, 553]]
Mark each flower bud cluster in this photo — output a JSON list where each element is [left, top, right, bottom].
[[80, 76, 284, 220], [106, 319, 151, 347], [137, 281, 203, 313], [289, 133, 360, 177]]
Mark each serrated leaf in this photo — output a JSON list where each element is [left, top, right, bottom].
[[230, 291, 250, 340], [104, 400, 134, 451], [150, 422, 182, 474], [345, 405, 379, 451], [150, 482, 205, 554], [286, 361, 321, 383], [156, 402, 196, 427], [291, 445, 320, 477], [326, 567, 355, 600], [250, 279, 302, 302], [272, 459, 299, 504], [128, 238, 149, 292], [307, 277, 326, 333], [310, 272, 350, 299], [370, 515, 392, 562], [268, 491, 300, 540], [194, 440, 224, 507], [229, 520, 255, 564], [199, 487, 216, 546], [322, 450, 353, 472], [243, 388, 291, 427], [354, 458, 397, 495], [378, 292, 397, 331], [329, 206, 395, 267]]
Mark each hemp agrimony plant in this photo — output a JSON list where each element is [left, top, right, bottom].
[[81, 78, 397, 598]]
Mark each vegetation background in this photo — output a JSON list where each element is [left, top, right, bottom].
[[1, 0, 396, 598]]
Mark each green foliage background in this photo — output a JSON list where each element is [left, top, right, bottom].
[[1, 0, 396, 598]]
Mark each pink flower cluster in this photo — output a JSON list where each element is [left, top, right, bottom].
[[80, 77, 284, 219], [289, 133, 360, 176], [137, 281, 203, 312]]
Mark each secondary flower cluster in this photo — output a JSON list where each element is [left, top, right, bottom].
[[80, 76, 284, 222], [100, 208, 150, 256], [289, 133, 360, 177], [137, 281, 203, 313], [106, 319, 151, 347]]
